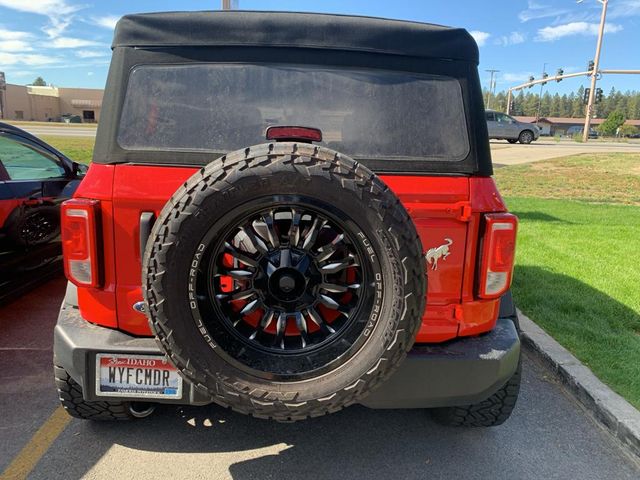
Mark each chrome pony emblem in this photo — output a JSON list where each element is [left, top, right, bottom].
[[425, 238, 453, 270]]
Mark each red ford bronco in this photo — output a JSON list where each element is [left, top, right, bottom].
[[54, 11, 520, 426]]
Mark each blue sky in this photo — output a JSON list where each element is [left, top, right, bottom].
[[1, 0, 639, 94]]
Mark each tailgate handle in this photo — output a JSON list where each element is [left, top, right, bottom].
[[139, 212, 156, 258]]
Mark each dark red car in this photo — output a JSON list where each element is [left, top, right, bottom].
[[54, 11, 520, 426], [0, 122, 86, 302]]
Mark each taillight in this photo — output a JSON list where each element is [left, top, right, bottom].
[[61, 199, 101, 287], [478, 213, 518, 299]]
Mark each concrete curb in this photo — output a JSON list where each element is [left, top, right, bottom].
[[518, 309, 640, 458]]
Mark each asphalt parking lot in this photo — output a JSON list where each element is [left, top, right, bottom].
[[1, 277, 639, 479]]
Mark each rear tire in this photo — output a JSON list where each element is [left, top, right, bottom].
[[430, 361, 521, 427], [5, 205, 60, 247], [518, 130, 534, 144], [54, 365, 135, 421]]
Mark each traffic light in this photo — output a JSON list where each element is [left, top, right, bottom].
[[588, 60, 595, 72], [541, 72, 549, 85], [556, 68, 564, 82], [595, 88, 603, 103], [528, 76, 535, 88], [583, 88, 591, 105]]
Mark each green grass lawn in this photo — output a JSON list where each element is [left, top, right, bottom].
[[495, 153, 640, 408], [40, 136, 95, 164]]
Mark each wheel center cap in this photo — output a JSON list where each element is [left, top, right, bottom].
[[268, 267, 306, 302], [279, 275, 296, 292]]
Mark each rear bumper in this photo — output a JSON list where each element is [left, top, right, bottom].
[[54, 298, 520, 409], [360, 316, 520, 408]]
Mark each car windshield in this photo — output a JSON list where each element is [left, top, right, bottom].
[[117, 63, 470, 162]]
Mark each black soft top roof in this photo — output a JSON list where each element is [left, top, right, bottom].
[[113, 11, 479, 64]]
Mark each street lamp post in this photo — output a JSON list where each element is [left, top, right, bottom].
[[582, 0, 608, 142]]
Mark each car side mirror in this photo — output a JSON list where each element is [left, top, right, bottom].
[[73, 162, 88, 177]]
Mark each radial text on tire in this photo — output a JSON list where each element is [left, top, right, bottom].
[[142, 142, 426, 421]]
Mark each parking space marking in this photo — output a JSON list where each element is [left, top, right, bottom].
[[0, 406, 70, 480]]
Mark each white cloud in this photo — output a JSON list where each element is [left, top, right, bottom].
[[40, 59, 110, 70], [75, 49, 108, 58], [469, 30, 491, 47], [502, 72, 535, 83], [0, 40, 33, 52], [496, 31, 526, 46], [6, 70, 35, 78], [519, 1, 571, 22], [536, 22, 623, 42], [0, 0, 78, 15], [91, 15, 119, 30], [0, 52, 59, 66], [609, 0, 640, 18], [520, 0, 640, 26], [49, 37, 102, 49], [87, 71, 94, 76], [0, 28, 31, 40], [0, 0, 83, 38]]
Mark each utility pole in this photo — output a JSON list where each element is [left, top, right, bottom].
[[0, 72, 5, 120], [535, 63, 547, 122], [582, 0, 608, 142], [485, 69, 499, 109]]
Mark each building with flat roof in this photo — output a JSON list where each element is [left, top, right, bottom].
[[0, 83, 103, 123], [514, 116, 640, 136]]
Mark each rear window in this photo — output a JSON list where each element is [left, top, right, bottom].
[[117, 64, 469, 161]]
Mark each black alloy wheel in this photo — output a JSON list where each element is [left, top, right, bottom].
[[21, 211, 57, 243], [203, 205, 365, 354]]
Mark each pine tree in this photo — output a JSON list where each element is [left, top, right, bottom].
[[499, 87, 640, 120], [572, 86, 586, 117], [550, 93, 562, 117], [627, 94, 639, 119], [561, 94, 570, 117]]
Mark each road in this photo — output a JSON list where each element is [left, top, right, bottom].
[[13, 124, 97, 138], [490, 138, 640, 166], [1, 277, 638, 479]]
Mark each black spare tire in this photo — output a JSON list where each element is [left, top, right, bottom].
[[143, 142, 426, 421]]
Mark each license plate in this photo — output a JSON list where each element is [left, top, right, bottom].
[[95, 354, 182, 399]]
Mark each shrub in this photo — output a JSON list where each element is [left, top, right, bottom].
[[619, 124, 639, 137], [597, 111, 626, 136]]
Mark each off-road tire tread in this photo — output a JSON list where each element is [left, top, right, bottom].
[[431, 362, 521, 427], [54, 365, 133, 421], [143, 142, 426, 422]]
